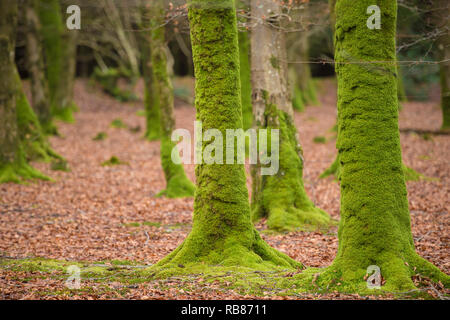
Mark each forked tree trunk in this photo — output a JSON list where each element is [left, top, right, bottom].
[[318, 0, 449, 291], [250, 0, 330, 231], [150, 0, 194, 198], [150, 0, 300, 275], [25, 0, 56, 135]]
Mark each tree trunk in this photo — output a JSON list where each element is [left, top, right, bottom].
[[250, 0, 330, 231], [38, 0, 77, 123], [0, 1, 55, 183], [140, 4, 160, 141], [318, 0, 449, 291], [25, 0, 56, 135], [150, 0, 194, 198], [151, 0, 300, 275], [238, 31, 253, 130], [434, 0, 450, 130], [289, 5, 318, 111]]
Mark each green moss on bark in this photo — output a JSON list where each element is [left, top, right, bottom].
[[151, 0, 194, 198], [318, 0, 449, 292], [38, 0, 77, 123], [149, 0, 301, 277], [252, 98, 331, 231]]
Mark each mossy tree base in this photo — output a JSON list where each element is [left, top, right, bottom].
[[157, 138, 195, 199], [0, 150, 50, 184], [252, 109, 331, 232], [295, 250, 449, 294], [148, 228, 302, 279]]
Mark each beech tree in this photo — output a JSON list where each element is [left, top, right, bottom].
[[0, 1, 61, 183], [39, 0, 78, 123], [141, 3, 160, 141], [150, 0, 195, 198], [432, 0, 449, 130], [250, 0, 330, 231], [25, 0, 56, 135], [316, 0, 449, 291], [150, 0, 301, 275]]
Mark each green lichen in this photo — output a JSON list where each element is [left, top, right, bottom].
[[322, 0, 449, 292]]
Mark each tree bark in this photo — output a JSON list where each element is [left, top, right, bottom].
[[25, 0, 56, 135], [319, 0, 449, 291], [434, 0, 450, 129], [151, 0, 300, 274], [0, 1, 56, 183], [38, 0, 77, 122], [141, 3, 160, 141], [250, 0, 330, 231], [150, 0, 194, 198]]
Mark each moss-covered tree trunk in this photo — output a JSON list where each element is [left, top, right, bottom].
[[150, 0, 194, 198], [150, 0, 300, 277], [434, 0, 450, 130], [39, 0, 77, 123], [250, 0, 330, 231], [141, 4, 160, 141], [321, 0, 419, 181], [25, 0, 56, 135], [0, 1, 56, 183], [317, 0, 449, 291]]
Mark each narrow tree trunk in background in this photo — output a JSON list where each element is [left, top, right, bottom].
[[238, 31, 253, 130], [434, 0, 450, 130], [150, 0, 194, 198], [25, 0, 56, 135], [38, 0, 77, 123], [319, 0, 449, 291], [0, 1, 55, 183], [140, 2, 160, 141], [289, 4, 318, 111], [250, 0, 330, 231], [151, 0, 300, 274], [0, 2, 19, 168]]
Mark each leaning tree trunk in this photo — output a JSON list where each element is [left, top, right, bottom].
[[141, 4, 160, 141], [0, 1, 57, 183], [250, 0, 330, 231], [38, 0, 77, 123], [316, 0, 449, 292], [25, 0, 56, 135], [150, 0, 194, 198], [150, 0, 300, 276]]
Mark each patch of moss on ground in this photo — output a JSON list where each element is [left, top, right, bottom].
[[110, 119, 127, 129], [313, 136, 327, 144], [93, 132, 108, 141], [101, 156, 128, 167]]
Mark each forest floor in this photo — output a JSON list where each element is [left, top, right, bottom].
[[0, 78, 448, 300]]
